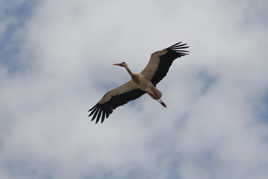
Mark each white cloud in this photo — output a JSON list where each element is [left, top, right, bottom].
[[0, 0, 268, 179]]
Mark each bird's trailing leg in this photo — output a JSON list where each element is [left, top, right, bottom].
[[147, 87, 167, 108], [158, 99, 167, 108], [149, 87, 161, 99]]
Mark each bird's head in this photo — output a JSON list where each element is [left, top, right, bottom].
[[113, 62, 127, 67]]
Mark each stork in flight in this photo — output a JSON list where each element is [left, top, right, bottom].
[[89, 42, 189, 123]]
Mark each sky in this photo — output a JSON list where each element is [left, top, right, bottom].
[[0, 0, 268, 179]]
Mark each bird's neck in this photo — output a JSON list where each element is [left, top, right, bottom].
[[124, 65, 135, 78]]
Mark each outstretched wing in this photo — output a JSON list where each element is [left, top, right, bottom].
[[88, 80, 145, 123], [141, 42, 189, 85]]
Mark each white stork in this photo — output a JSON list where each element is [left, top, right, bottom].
[[89, 42, 189, 123]]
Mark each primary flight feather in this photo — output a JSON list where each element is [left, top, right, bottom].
[[89, 42, 189, 123]]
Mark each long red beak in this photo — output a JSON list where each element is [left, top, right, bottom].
[[113, 63, 123, 67]]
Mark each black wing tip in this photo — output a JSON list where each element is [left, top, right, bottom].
[[88, 103, 112, 124], [88, 104, 96, 112], [168, 41, 190, 56]]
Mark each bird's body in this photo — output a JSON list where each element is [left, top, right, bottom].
[[130, 73, 155, 93], [133, 74, 163, 102], [89, 42, 189, 123]]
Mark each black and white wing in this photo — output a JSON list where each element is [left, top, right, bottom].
[[141, 42, 189, 85], [88, 80, 145, 123]]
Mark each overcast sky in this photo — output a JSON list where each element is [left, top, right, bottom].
[[1, 0, 268, 179]]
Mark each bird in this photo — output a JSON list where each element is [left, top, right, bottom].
[[88, 42, 189, 123]]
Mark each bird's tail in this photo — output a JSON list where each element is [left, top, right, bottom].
[[158, 99, 167, 108]]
